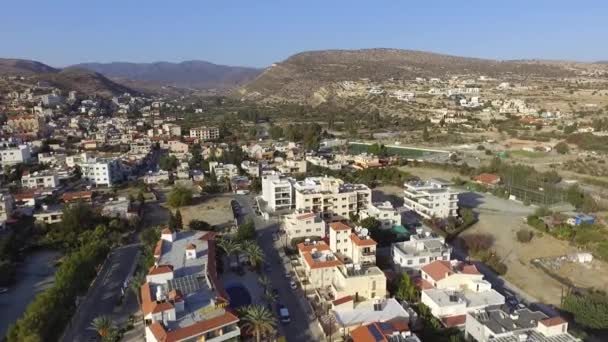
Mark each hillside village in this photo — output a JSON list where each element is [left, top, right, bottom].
[[0, 50, 608, 342]]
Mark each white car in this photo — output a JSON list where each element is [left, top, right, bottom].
[[290, 280, 297, 289]]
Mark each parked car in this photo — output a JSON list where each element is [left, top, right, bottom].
[[278, 304, 290, 324], [290, 280, 298, 290]]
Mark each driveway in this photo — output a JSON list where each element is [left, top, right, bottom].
[[234, 195, 326, 342]]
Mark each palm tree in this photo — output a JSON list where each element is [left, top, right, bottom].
[[217, 238, 241, 265], [263, 289, 278, 305], [243, 240, 265, 270], [258, 275, 272, 291], [239, 305, 276, 342], [130, 272, 145, 306], [90, 315, 114, 339]]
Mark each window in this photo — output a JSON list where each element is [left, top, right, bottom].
[[407, 259, 413, 265], [419, 258, 426, 264]]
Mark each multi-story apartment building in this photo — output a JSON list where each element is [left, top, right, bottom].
[[359, 201, 401, 229], [276, 158, 307, 174], [403, 178, 459, 219], [294, 176, 371, 219], [21, 170, 59, 189], [0, 193, 14, 228], [209, 162, 239, 180], [76, 155, 124, 186], [189, 126, 220, 141], [0, 144, 32, 166], [392, 229, 452, 275], [466, 307, 580, 342], [261, 172, 293, 212], [283, 210, 326, 240], [141, 229, 240, 342], [6, 115, 44, 135]]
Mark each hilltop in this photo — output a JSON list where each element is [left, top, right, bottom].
[[72, 60, 262, 90], [0, 59, 136, 97], [238, 48, 582, 104]]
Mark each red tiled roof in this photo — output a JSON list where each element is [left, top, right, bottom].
[[148, 264, 174, 275], [540, 317, 567, 327], [148, 322, 168, 341], [62, 191, 92, 202], [162, 311, 239, 342], [296, 213, 317, 220], [415, 277, 434, 290], [302, 251, 343, 269], [161, 227, 173, 234], [473, 173, 500, 185], [297, 241, 330, 253], [329, 222, 352, 231], [186, 243, 196, 250], [421, 260, 452, 282], [350, 233, 377, 247], [350, 321, 410, 342], [441, 314, 467, 327], [461, 264, 481, 275], [14, 192, 36, 200], [332, 295, 353, 306]]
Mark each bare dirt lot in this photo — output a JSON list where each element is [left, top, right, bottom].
[[165, 194, 235, 228], [460, 192, 608, 305], [398, 166, 462, 181]]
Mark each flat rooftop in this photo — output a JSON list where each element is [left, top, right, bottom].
[[423, 288, 504, 309], [334, 298, 409, 327]]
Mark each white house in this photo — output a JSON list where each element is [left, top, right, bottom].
[[0, 145, 32, 166], [392, 229, 452, 275], [261, 172, 294, 212], [283, 210, 326, 240], [21, 171, 59, 189], [403, 179, 459, 219], [359, 201, 401, 229]]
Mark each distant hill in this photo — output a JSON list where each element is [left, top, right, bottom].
[[72, 61, 262, 89], [36, 67, 136, 97], [239, 48, 578, 103], [0, 58, 58, 75], [0, 58, 137, 97]]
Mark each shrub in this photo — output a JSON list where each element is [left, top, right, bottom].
[[462, 234, 494, 254], [516, 229, 534, 243]]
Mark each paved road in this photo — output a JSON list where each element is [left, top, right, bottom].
[[61, 244, 140, 342], [234, 195, 325, 342]]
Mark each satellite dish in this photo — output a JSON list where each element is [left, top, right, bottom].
[[361, 228, 369, 237]]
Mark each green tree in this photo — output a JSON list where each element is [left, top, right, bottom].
[[167, 186, 193, 208], [269, 125, 284, 140], [554, 141, 569, 154], [159, 154, 179, 171], [137, 191, 145, 206], [239, 305, 276, 342], [360, 217, 381, 231], [174, 209, 183, 230], [189, 219, 212, 231], [217, 238, 241, 264], [236, 219, 257, 241], [422, 126, 430, 141], [394, 273, 418, 302], [459, 207, 476, 226], [243, 240, 264, 269], [90, 315, 114, 339], [562, 291, 608, 329]]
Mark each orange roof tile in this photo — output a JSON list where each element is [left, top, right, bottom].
[[148, 322, 168, 341], [161, 227, 173, 234], [329, 222, 352, 231], [540, 317, 567, 327], [473, 173, 500, 185], [163, 311, 239, 342], [297, 241, 330, 253], [332, 295, 353, 306], [186, 243, 196, 250], [421, 260, 452, 282], [441, 314, 467, 327], [296, 213, 317, 220], [148, 264, 174, 275], [461, 264, 481, 275], [154, 240, 163, 257], [350, 233, 377, 247], [302, 251, 343, 269], [62, 191, 93, 202]]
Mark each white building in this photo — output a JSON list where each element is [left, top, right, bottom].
[[403, 179, 459, 219], [144, 170, 170, 184], [392, 229, 452, 275], [359, 201, 401, 229], [420, 260, 504, 327], [293, 176, 371, 219], [0, 145, 32, 166], [77, 155, 124, 186], [466, 307, 580, 342], [261, 172, 294, 212], [283, 210, 326, 241], [189, 126, 220, 140], [209, 162, 238, 180], [0, 194, 14, 228], [142, 229, 240, 342], [21, 171, 59, 189]]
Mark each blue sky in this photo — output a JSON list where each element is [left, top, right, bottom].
[[1, 1, 606, 67]]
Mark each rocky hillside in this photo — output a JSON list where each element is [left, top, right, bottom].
[[0, 59, 137, 97], [73, 60, 262, 90], [0, 58, 58, 75], [238, 48, 578, 103]]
